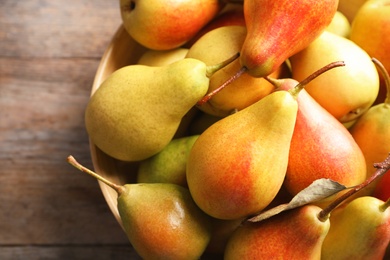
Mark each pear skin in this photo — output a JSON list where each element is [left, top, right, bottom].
[[186, 90, 298, 220], [321, 196, 390, 260], [373, 171, 390, 202], [240, 0, 338, 77], [119, 183, 212, 260], [349, 58, 390, 195], [120, 0, 225, 50], [85, 58, 210, 162], [349, 103, 390, 195], [137, 135, 200, 187], [274, 81, 367, 196], [186, 25, 283, 117], [136, 48, 188, 66], [224, 205, 330, 259], [68, 156, 212, 260], [290, 31, 379, 123]]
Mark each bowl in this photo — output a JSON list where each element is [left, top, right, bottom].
[[89, 24, 148, 227]]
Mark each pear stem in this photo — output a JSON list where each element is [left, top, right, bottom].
[[197, 66, 247, 106], [289, 61, 346, 98], [372, 58, 390, 105], [205, 52, 240, 78], [67, 155, 125, 195], [380, 198, 390, 212], [317, 153, 390, 222]]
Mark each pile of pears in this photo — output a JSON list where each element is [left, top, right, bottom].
[[74, 0, 390, 259]]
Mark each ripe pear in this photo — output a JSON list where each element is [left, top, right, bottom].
[[120, 0, 224, 50], [224, 204, 330, 259], [349, 58, 390, 195], [290, 31, 379, 123], [322, 196, 390, 260], [349, 0, 390, 104], [325, 11, 351, 38], [373, 172, 390, 202], [337, 0, 368, 23], [186, 25, 285, 117], [186, 88, 300, 220], [136, 48, 188, 66], [137, 135, 199, 187], [85, 57, 236, 162], [68, 156, 212, 260], [267, 71, 367, 197], [240, 0, 338, 77]]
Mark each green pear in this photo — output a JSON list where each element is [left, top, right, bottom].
[[224, 204, 330, 259], [137, 135, 200, 187], [85, 56, 237, 162], [290, 30, 380, 123], [120, 0, 224, 50], [68, 156, 212, 260], [322, 196, 390, 260], [186, 89, 299, 220]]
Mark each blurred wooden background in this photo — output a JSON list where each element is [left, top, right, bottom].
[[0, 0, 142, 258]]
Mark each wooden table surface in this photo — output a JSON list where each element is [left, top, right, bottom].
[[1, 0, 142, 258]]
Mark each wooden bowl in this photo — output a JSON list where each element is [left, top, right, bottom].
[[89, 24, 148, 227]]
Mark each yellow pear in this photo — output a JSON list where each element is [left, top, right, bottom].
[[85, 56, 236, 162], [326, 11, 351, 38], [337, 0, 368, 22], [186, 87, 299, 220], [290, 30, 379, 123], [137, 48, 188, 66], [322, 196, 390, 260]]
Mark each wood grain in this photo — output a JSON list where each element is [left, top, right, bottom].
[[0, 0, 140, 258]]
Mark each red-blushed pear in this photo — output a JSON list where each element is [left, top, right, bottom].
[[267, 62, 367, 197], [186, 25, 289, 117], [119, 0, 225, 50], [349, 0, 390, 105], [240, 0, 338, 77], [224, 204, 330, 260], [186, 86, 299, 220], [67, 156, 212, 260], [373, 172, 390, 201], [225, 153, 390, 260], [321, 196, 390, 260], [290, 31, 379, 123], [349, 58, 390, 195], [186, 62, 341, 220]]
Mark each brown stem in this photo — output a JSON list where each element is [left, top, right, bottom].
[[197, 66, 247, 106], [372, 57, 390, 105], [289, 61, 345, 98], [317, 153, 390, 222]]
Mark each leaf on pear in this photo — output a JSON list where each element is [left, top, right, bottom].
[[247, 178, 347, 222]]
